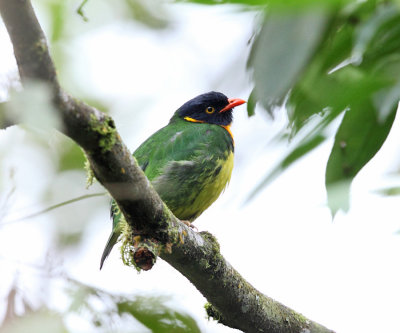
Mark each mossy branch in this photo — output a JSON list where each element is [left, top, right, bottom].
[[0, 1, 334, 332]]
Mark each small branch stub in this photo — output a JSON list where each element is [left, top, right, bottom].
[[122, 234, 160, 271], [133, 247, 155, 271], [205, 302, 223, 323]]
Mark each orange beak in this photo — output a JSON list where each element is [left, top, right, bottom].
[[219, 98, 246, 113]]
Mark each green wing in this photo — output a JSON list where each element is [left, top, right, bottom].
[[134, 117, 233, 219], [134, 116, 231, 180], [100, 116, 233, 269]]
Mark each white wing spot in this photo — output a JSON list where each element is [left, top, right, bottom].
[[170, 131, 183, 142]]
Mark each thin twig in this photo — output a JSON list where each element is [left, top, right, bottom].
[[0, 192, 107, 226], [77, 0, 89, 22]]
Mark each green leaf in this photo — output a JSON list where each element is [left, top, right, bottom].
[[325, 101, 396, 215], [49, 1, 67, 42], [246, 89, 257, 117], [248, 8, 330, 113], [375, 186, 400, 197], [124, 0, 169, 29], [353, 4, 400, 68], [287, 64, 387, 136], [248, 134, 326, 201], [117, 297, 201, 333], [245, 0, 400, 207], [281, 1, 398, 132], [372, 56, 400, 121], [58, 142, 86, 171]]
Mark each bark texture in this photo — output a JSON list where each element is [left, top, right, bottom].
[[0, 1, 335, 332]]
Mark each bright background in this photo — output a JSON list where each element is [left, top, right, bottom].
[[1, 2, 400, 332]]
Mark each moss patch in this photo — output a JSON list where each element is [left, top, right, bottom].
[[200, 231, 220, 253], [83, 153, 95, 188], [89, 114, 117, 153], [204, 302, 223, 323]]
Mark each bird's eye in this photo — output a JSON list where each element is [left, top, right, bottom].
[[205, 106, 215, 114]]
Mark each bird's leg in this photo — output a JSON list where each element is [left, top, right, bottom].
[[181, 220, 198, 231]]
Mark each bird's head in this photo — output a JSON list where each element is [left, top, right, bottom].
[[177, 91, 246, 126]]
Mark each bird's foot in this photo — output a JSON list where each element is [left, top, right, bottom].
[[181, 220, 198, 231]]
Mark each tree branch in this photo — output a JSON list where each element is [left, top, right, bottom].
[[0, 1, 334, 332]]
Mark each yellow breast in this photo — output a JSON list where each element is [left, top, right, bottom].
[[172, 151, 234, 221]]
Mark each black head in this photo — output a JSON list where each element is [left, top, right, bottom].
[[177, 91, 245, 126]]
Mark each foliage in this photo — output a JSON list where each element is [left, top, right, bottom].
[[66, 280, 201, 332], [117, 298, 201, 332], [1, 0, 400, 331], [30, 0, 400, 215], [1, 277, 200, 333], [246, 0, 400, 214], [1, 310, 67, 333]]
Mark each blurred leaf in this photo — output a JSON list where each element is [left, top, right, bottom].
[[6, 81, 62, 132], [248, 134, 325, 201], [325, 101, 396, 215], [368, 54, 400, 124], [177, 0, 349, 8], [324, 179, 352, 215], [285, 0, 391, 134], [48, 0, 67, 42], [125, 0, 169, 29], [0, 310, 68, 333], [248, 8, 330, 114], [68, 287, 91, 312], [247, 89, 257, 117], [353, 4, 400, 67], [284, 8, 357, 132], [247, 1, 400, 212], [375, 186, 400, 196], [288, 64, 389, 135], [0, 102, 15, 129], [323, 4, 400, 215], [316, 15, 355, 72], [64, 280, 201, 332], [117, 297, 201, 333], [281, 135, 326, 169], [176, 0, 270, 6], [57, 231, 83, 247], [58, 142, 86, 171]]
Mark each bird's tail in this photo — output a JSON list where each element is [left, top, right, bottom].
[[99, 230, 120, 270]]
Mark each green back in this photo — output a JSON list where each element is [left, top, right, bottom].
[[111, 114, 233, 227], [135, 114, 233, 220], [134, 114, 233, 180]]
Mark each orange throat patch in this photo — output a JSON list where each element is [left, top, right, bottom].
[[220, 125, 234, 146]]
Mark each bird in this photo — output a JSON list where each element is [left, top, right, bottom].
[[100, 91, 246, 269]]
